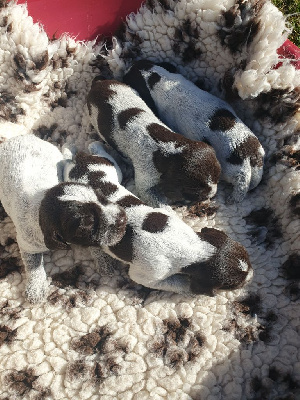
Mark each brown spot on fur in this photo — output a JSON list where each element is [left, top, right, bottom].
[[209, 108, 236, 131], [116, 195, 144, 208], [118, 107, 145, 130], [0, 201, 8, 220], [142, 212, 168, 233], [109, 225, 134, 262], [0, 325, 17, 346], [148, 72, 161, 90], [290, 193, 300, 216], [244, 207, 282, 248], [227, 136, 263, 167], [123, 62, 159, 116], [147, 122, 187, 147], [99, 181, 118, 197], [186, 228, 251, 294], [87, 80, 123, 149]]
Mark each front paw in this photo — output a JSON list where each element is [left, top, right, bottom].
[[25, 279, 48, 304]]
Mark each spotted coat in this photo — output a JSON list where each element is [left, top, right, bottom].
[[64, 142, 253, 296], [87, 78, 221, 207], [123, 60, 265, 203]]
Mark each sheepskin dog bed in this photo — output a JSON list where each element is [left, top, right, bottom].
[[0, 0, 299, 399]]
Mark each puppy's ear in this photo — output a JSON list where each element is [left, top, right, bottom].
[[197, 228, 227, 248], [43, 228, 70, 250], [39, 186, 70, 250]]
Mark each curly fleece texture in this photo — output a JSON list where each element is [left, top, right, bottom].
[[0, 0, 299, 399]]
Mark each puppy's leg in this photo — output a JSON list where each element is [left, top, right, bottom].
[[129, 270, 193, 295], [90, 247, 122, 276], [226, 166, 251, 204], [21, 251, 48, 303]]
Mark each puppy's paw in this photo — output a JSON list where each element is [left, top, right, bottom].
[[25, 279, 48, 304]]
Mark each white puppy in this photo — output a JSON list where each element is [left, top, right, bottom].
[[87, 78, 221, 208], [123, 60, 265, 203], [0, 134, 127, 303], [65, 142, 253, 296]]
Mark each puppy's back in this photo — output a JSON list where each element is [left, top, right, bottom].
[[0, 134, 64, 249]]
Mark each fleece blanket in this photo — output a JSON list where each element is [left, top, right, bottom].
[[0, 0, 299, 399]]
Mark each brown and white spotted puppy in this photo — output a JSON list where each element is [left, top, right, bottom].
[[0, 134, 126, 303], [123, 60, 265, 203], [87, 77, 221, 207], [64, 141, 253, 296]]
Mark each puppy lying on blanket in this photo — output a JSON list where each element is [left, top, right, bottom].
[[87, 78, 221, 207], [0, 134, 127, 303], [65, 142, 253, 296], [123, 60, 265, 203]]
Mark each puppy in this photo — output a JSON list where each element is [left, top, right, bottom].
[[65, 141, 253, 296], [87, 78, 221, 207], [0, 134, 126, 303], [123, 60, 265, 203]]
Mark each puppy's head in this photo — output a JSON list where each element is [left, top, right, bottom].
[[39, 182, 127, 250], [182, 228, 252, 296], [150, 124, 221, 204]]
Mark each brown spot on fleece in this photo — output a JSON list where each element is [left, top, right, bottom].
[[218, 0, 265, 53], [227, 136, 264, 168], [290, 193, 300, 216], [0, 257, 21, 279], [282, 253, 300, 280], [71, 326, 113, 355], [117, 107, 145, 130], [142, 212, 169, 233], [209, 108, 236, 131], [244, 207, 282, 248], [109, 225, 134, 262], [150, 317, 206, 368], [51, 265, 85, 289], [0, 325, 17, 346]]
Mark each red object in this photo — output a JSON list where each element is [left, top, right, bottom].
[[17, 0, 300, 70], [18, 0, 143, 41], [277, 39, 300, 69]]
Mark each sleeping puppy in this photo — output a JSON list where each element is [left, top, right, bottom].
[[0, 134, 127, 303], [64, 141, 253, 296], [87, 78, 221, 208], [123, 60, 265, 203]]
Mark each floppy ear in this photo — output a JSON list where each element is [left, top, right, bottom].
[[42, 227, 70, 250], [39, 188, 70, 250]]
